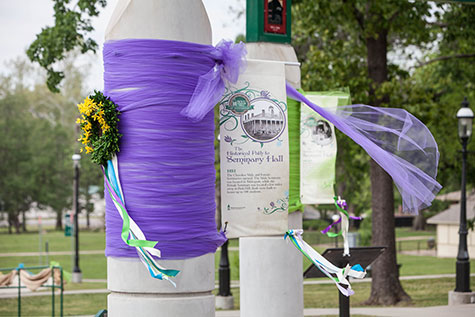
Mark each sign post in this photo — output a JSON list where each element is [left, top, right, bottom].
[[304, 247, 386, 317], [236, 1, 303, 316]]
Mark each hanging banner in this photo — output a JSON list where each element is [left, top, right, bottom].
[[220, 60, 289, 238], [300, 92, 350, 204]]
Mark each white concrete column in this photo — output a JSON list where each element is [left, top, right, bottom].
[[240, 43, 304, 317], [108, 255, 215, 317], [105, 1, 215, 316]]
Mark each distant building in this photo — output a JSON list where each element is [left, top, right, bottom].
[[427, 191, 475, 258], [243, 105, 284, 140]]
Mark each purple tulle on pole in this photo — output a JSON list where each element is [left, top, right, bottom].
[[103, 39, 245, 259], [286, 83, 442, 214]]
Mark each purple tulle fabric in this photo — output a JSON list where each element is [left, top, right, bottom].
[[286, 83, 442, 214], [103, 39, 245, 259]]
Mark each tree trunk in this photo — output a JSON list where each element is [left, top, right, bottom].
[[56, 210, 62, 230], [7, 212, 12, 234], [22, 210, 27, 232], [11, 213, 21, 234], [412, 212, 426, 231], [364, 30, 411, 305], [366, 160, 410, 305]]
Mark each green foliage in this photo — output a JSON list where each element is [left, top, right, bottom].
[[0, 57, 103, 232], [77, 91, 121, 166], [358, 211, 372, 246], [27, 0, 107, 92], [302, 219, 329, 231], [293, 1, 475, 212]]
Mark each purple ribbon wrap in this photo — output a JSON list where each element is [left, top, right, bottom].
[[103, 39, 245, 260]]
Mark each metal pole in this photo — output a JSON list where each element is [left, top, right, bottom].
[[73, 162, 82, 281], [18, 268, 21, 317], [455, 137, 471, 292], [338, 287, 350, 317], [39, 216, 42, 265], [52, 267, 55, 317], [218, 240, 231, 297], [60, 268, 63, 317]]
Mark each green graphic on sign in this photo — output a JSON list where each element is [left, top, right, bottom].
[[226, 93, 253, 115]]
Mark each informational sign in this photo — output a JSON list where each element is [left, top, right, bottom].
[[264, 0, 287, 34], [300, 92, 350, 204], [220, 60, 289, 238]]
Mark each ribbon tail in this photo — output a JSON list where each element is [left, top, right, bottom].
[[104, 156, 180, 285], [285, 230, 366, 297]]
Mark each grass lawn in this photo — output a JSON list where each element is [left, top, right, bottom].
[[0, 254, 107, 280], [1, 277, 468, 316], [395, 227, 435, 238], [398, 253, 475, 276], [0, 230, 106, 254], [0, 293, 108, 316], [217, 276, 474, 310]]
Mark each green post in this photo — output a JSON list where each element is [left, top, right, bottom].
[[17, 268, 21, 317], [246, 0, 292, 43], [52, 267, 55, 317], [60, 268, 63, 317]]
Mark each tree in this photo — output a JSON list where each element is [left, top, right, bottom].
[[0, 91, 36, 233], [27, 0, 107, 92], [291, 0, 468, 304], [0, 56, 100, 232]]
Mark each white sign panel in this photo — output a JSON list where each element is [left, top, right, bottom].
[[220, 60, 289, 238]]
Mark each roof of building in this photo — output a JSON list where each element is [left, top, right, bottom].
[[436, 190, 462, 202], [427, 191, 475, 225]]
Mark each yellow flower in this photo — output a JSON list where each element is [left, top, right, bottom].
[[85, 146, 94, 154], [76, 118, 82, 124], [80, 148, 83, 153]]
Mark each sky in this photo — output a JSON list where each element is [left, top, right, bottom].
[[0, 0, 245, 91]]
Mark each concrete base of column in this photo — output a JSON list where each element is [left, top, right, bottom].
[[448, 290, 475, 305], [240, 235, 303, 317], [71, 272, 82, 283], [215, 295, 234, 310], [107, 253, 215, 317]]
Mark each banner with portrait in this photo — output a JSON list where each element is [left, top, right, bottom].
[[300, 91, 350, 204]]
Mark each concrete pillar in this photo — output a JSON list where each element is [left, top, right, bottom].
[[105, 1, 215, 316], [240, 43, 304, 317], [108, 255, 215, 316]]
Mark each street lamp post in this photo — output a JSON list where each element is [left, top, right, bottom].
[[218, 240, 231, 297], [72, 154, 82, 283], [455, 97, 473, 293]]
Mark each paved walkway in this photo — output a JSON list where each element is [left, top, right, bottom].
[[216, 305, 475, 317]]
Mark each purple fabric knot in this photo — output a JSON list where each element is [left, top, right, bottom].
[[180, 40, 247, 122], [214, 40, 247, 83]]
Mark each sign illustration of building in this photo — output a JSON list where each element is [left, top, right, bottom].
[[243, 104, 284, 141]]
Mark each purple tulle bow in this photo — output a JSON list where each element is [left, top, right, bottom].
[[287, 83, 442, 214], [180, 40, 247, 122]]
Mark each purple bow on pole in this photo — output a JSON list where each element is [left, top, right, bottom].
[[180, 40, 247, 122]]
